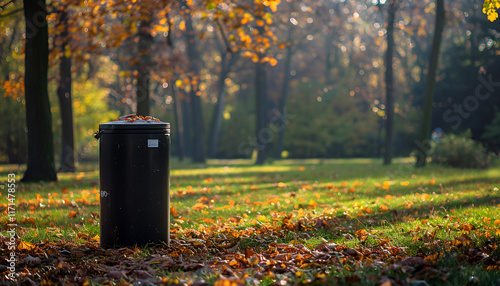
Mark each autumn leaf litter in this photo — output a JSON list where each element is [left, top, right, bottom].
[[2, 213, 500, 285]]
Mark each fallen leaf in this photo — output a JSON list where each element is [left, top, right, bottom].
[[400, 256, 432, 267], [18, 240, 36, 251], [170, 206, 179, 217], [133, 270, 154, 279], [256, 215, 267, 222], [76, 172, 85, 180], [213, 279, 245, 286], [382, 181, 391, 189], [108, 270, 128, 280], [21, 217, 36, 226], [23, 255, 41, 265], [191, 203, 207, 211], [301, 184, 313, 190], [201, 218, 216, 224], [309, 200, 318, 208], [355, 229, 369, 241]]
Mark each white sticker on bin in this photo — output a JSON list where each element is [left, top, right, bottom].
[[148, 139, 159, 148]]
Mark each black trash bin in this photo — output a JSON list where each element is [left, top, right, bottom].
[[95, 116, 170, 248]]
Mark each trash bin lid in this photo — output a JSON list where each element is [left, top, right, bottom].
[[99, 115, 170, 133]]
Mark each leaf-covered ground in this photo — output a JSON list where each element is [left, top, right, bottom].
[[1, 158, 500, 285]]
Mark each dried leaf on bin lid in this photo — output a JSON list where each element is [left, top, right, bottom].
[[117, 114, 162, 122]]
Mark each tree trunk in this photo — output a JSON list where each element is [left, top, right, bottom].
[[184, 4, 205, 163], [255, 55, 268, 165], [56, 6, 76, 173], [22, 0, 57, 182], [208, 53, 238, 158], [172, 81, 184, 161], [254, 11, 269, 166], [181, 94, 192, 158], [415, 0, 445, 167], [1, 19, 24, 164], [189, 90, 205, 163], [383, 0, 397, 165], [377, 116, 383, 157], [470, 0, 478, 68], [136, 20, 152, 116], [4, 99, 26, 163], [276, 27, 293, 158]]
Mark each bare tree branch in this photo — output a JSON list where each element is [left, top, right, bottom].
[[216, 20, 233, 54], [0, 0, 15, 11], [165, 12, 173, 47], [0, 7, 21, 18]]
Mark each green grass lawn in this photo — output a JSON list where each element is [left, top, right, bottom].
[[1, 158, 500, 285]]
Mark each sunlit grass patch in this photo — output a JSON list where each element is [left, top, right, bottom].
[[1, 159, 499, 284]]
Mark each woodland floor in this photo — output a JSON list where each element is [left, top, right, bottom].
[[1, 158, 500, 285]]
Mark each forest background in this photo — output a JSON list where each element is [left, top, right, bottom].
[[0, 0, 499, 173]]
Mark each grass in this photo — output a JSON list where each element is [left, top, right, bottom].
[[1, 158, 500, 284]]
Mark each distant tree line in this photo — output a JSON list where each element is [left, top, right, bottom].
[[0, 0, 499, 181]]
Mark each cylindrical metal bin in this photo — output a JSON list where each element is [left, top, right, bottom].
[[95, 118, 170, 248]]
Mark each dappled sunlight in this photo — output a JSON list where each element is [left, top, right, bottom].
[[171, 165, 296, 177], [1, 159, 500, 285]]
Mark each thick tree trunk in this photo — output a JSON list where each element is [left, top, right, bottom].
[[255, 55, 268, 165], [136, 20, 152, 116], [383, 0, 397, 165], [22, 0, 57, 182], [184, 4, 205, 163], [415, 0, 445, 167], [56, 6, 76, 173], [208, 53, 237, 158]]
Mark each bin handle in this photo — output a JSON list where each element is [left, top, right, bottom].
[[94, 130, 102, 140]]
